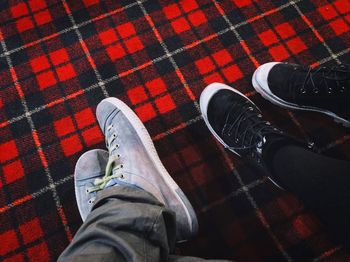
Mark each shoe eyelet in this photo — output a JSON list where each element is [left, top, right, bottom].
[[120, 164, 124, 168], [340, 86, 345, 92], [328, 88, 332, 94], [300, 88, 306, 94], [313, 88, 319, 94]]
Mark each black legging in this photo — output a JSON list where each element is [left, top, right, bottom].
[[267, 144, 350, 247]]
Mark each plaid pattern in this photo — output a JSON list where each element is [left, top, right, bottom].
[[1, 0, 350, 260]]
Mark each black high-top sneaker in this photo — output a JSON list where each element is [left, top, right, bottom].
[[252, 62, 350, 127], [200, 83, 299, 189]]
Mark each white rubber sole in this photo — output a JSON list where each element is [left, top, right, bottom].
[[252, 64, 350, 128], [100, 97, 198, 237]]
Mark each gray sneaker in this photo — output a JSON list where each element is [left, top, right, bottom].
[[95, 97, 198, 241], [74, 149, 109, 220]]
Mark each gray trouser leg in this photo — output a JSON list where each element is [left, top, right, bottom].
[[59, 186, 231, 262], [58, 186, 177, 261]]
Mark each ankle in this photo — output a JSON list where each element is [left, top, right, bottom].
[[262, 134, 301, 169]]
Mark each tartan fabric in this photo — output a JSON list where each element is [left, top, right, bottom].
[[0, 0, 350, 260]]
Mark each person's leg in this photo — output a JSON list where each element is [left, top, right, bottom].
[[59, 97, 220, 261], [267, 144, 350, 246], [200, 83, 350, 246], [252, 62, 350, 244], [59, 186, 176, 262], [60, 183, 230, 262]]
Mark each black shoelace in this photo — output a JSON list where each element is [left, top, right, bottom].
[[297, 64, 350, 96], [221, 101, 282, 152]]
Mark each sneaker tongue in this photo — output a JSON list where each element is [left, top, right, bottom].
[[105, 179, 119, 188], [224, 103, 269, 148]]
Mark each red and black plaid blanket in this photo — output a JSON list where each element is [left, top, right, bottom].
[[1, 0, 350, 261]]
